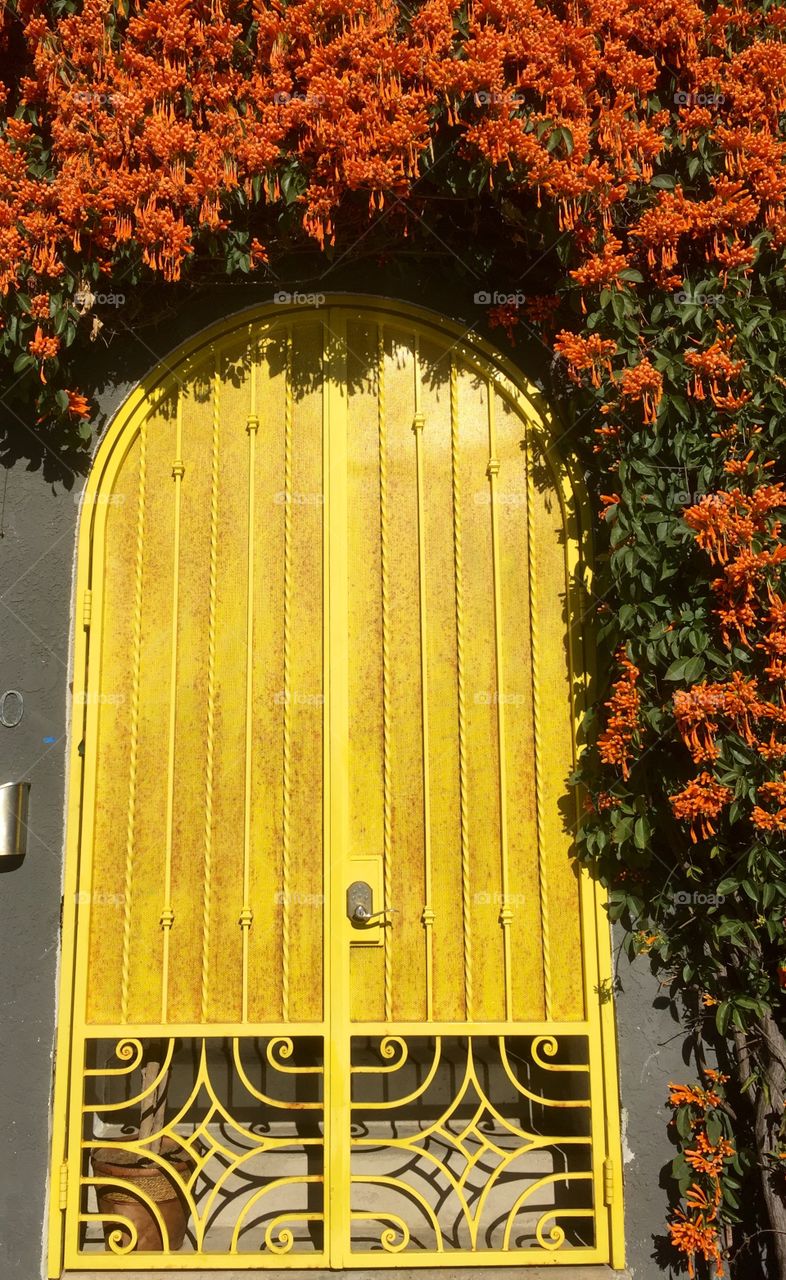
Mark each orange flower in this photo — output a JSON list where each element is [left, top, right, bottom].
[[685, 337, 745, 402], [66, 390, 91, 419], [28, 326, 60, 360], [703, 1070, 729, 1084], [669, 1082, 704, 1107], [595, 791, 616, 812], [28, 325, 60, 382], [570, 236, 631, 290], [554, 331, 617, 387], [752, 774, 786, 832], [668, 1208, 723, 1278], [685, 1130, 734, 1176], [670, 772, 733, 842], [598, 650, 640, 780], [619, 358, 662, 423], [635, 930, 659, 953], [29, 293, 50, 319], [523, 294, 559, 332], [488, 302, 521, 344], [249, 238, 268, 267]]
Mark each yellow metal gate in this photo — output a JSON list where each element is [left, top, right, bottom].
[[48, 299, 624, 1273]]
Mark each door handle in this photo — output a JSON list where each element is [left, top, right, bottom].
[[354, 906, 399, 923], [347, 880, 398, 924]]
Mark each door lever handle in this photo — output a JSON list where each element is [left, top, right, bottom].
[[347, 879, 397, 924], [352, 905, 399, 923]]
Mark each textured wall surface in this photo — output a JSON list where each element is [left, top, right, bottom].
[[0, 447, 79, 1278], [614, 943, 687, 1277], [0, 285, 684, 1279]]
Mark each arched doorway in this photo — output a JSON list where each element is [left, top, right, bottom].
[[48, 298, 624, 1272]]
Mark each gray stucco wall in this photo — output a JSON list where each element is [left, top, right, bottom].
[[0, 287, 686, 1278]]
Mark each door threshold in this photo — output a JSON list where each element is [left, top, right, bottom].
[[64, 1268, 631, 1279]]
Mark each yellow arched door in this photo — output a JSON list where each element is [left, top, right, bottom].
[[48, 300, 623, 1273]]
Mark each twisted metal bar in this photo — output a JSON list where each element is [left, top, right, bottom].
[[240, 342, 259, 1022], [485, 386, 513, 1020], [450, 361, 472, 1021], [412, 334, 434, 1019], [120, 422, 147, 1022], [161, 389, 185, 1022], [526, 424, 552, 1019], [378, 329, 393, 1021], [200, 363, 221, 1021], [281, 330, 294, 1021]]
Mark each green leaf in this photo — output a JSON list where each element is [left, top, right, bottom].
[[682, 655, 705, 683], [664, 658, 687, 681], [736, 995, 761, 1011], [716, 1001, 732, 1035], [706, 1112, 723, 1145], [612, 816, 634, 844], [672, 1152, 689, 1179], [280, 165, 306, 205], [723, 1184, 740, 1210], [716, 877, 740, 896], [634, 816, 650, 850]]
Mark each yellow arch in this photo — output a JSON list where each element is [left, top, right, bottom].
[[48, 296, 624, 1274]]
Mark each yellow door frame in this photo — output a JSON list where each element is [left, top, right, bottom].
[[47, 296, 625, 1275]]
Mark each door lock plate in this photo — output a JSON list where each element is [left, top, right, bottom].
[[347, 857, 384, 947], [347, 880, 373, 923]]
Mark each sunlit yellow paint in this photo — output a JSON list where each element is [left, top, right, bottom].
[[48, 298, 624, 1275]]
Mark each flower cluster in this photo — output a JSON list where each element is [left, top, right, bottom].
[[553, 331, 617, 388], [2, 0, 786, 438], [674, 667, 786, 764], [597, 650, 641, 781], [667, 1072, 735, 1279], [670, 771, 734, 843], [684, 487, 786, 647], [619, 358, 663, 425], [752, 774, 786, 832]]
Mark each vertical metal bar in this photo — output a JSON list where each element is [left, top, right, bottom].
[[526, 423, 552, 1019], [200, 360, 221, 1021], [120, 421, 147, 1022], [378, 328, 393, 1023], [160, 388, 185, 1022], [325, 310, 351, 1265], [281, 329, 293, 1022], [486, 383, 513, 1020], [51, 411, 116, 1273], [450, 361, 472, 1022], [412, 334, 434, 1021], [596, 875, 625, 1264], [240, 344, 258, 1022]]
